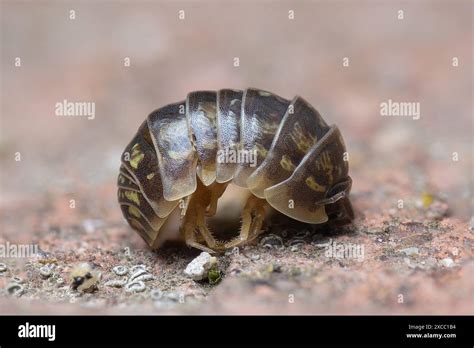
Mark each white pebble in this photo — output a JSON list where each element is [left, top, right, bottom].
[[82, 219, 104, 233], [184, 252, 217, 281], [440, 258, 454, 268]]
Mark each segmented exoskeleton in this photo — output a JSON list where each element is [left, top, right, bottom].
[[118, 88, 354, 253]]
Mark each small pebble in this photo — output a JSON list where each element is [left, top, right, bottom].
[[164, 292, 182, 302], [150, 289, 163, 300], [6, 283, 24, 297], [439, 258, 454, 268], [469, 216, 474, 231], [184, 252, 217, 281], [12, 276, 23, 284], [290, 245, 300, 252], [112, 265, 128, 276], [0, 263, 7, 272], [249, 254, 260, 261], [311, 235, 330, 246], [39, 265, 53, 279], [399, 247, 419, 257], [225, 247, 240, 256], [82, 219, 104, 234], [125, 281, 146, 293], [260, 234, 284, 249]]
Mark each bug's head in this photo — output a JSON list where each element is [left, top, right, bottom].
[[318, 176, 354, 226]]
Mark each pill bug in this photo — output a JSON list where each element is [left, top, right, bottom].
[[118, 88, 354, 253]]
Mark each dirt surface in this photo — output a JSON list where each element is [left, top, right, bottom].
[[0, 1, 473, 314]]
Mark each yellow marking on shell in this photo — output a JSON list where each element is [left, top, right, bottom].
[[230, 98, 240, 106], [124, 191, 140, 206], [280, 155, 296, 171], [254, 143, 268, 158], [305, 176, 326, 192], [198, 102, 217, 120], [159, 121, 190, 149], [258, 91, 271, 97], [316, 151, 334, 183], [168, 150, 190, 160], [128, 205, 142, 218], [259, 121, 280, 135], [129, 218, 145, 231], [130, 143, 145, 169], [146, 173, 155, 180], [289, 122, 317, 153]]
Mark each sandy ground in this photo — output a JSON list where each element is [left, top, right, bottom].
[[0, 1, 473, 314]]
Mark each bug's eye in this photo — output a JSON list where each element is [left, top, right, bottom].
[[85, 272, 93, 279]]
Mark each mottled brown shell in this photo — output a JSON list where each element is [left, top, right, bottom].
[[118, 88, 354, 250]]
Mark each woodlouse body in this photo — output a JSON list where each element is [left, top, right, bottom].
[[118, 88, 353, 252]]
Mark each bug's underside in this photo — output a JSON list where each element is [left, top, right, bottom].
[[118, 88, 354, 253]]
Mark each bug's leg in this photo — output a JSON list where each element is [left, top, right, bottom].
[[205, 183, 228, 217], [182, 221, 215, 254], [181, 180, 222, 253], [222, 195, 266, 249]]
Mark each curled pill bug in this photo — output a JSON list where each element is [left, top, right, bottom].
[[7, 283, 24, 297], [118, 88, 354, 253], [112, 265, 129, 276], [125, 281, 146, 293], [105, 279, 127, 288], [260, 234, 284, 249]]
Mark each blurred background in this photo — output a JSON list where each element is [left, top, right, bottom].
[[0, 1, 472, 314]]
